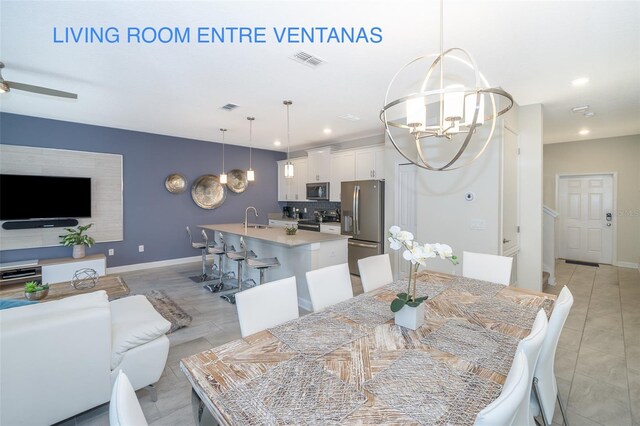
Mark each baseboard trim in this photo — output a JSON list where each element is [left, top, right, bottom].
[[106, 255, 202, 274], [615, 261, 640, 269]]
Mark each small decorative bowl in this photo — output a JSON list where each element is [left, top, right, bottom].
[[25, 288, 49, 301]]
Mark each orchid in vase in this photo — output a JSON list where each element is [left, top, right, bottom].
[[388, 226, 458, 313]]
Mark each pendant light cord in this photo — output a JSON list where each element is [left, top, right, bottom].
[[220, 128, 226, 172], [248, 117, 253, 168], [286, 103, 291, 160], [439, 0, 444, 125]]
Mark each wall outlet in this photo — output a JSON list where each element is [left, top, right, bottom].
[[108, 249, 114, 256], [138, 245, 144, 252]]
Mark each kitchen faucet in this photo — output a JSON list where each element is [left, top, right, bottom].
[[244, 206, 258, 234]]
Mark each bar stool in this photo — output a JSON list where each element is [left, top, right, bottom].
[[246, 256, 280, 285], [220, 237, 256, 304], [186, 226, 208, 282], [203, 233, 236, 293]]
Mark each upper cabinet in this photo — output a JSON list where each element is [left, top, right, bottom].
[[277, 158, 308, 202], [277, 145, 384, 203], [330, 152, 355, 202], [355, 146, 385, 180], [307, 148, 332, 183]]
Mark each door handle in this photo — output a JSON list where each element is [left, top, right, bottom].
[[503, 238, 511, 244], [348, 241, 378, 249]]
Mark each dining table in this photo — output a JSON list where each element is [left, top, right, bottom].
[[180, 271, 556, 425]]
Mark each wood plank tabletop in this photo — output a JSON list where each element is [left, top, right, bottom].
[[180, 272, 555, 425], [0, 275, 130, 302]]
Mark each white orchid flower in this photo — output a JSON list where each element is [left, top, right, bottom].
[[389, 225, 401, 236], [422, 244, 437, 259], [388, 236, 402, 251], [434, 243, 453, 259], [395, 230, 414, 243]]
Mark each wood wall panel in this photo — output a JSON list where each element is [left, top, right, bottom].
[[0, 145, 123, 250]]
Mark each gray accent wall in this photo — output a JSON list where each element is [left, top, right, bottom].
[[0, 113, 285, 267]]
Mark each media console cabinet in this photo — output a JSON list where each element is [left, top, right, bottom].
[[0, 254, 107, 287]]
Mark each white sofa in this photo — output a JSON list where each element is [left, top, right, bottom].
[[0, 290, 171, 426]]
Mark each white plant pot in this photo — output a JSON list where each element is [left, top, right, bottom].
[[394, 303, 425, 330], [72, 245, 86, 259]]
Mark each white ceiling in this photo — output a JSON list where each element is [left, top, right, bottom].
[[1, 1, 638, 151]]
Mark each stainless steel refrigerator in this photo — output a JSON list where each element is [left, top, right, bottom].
[[341, 180, 385, 275]]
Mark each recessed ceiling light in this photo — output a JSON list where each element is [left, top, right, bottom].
[[579, 129, 590, 136], [323, 128, 332, 134], [572, 77, 589, 86], [273, 140, 281, 146]]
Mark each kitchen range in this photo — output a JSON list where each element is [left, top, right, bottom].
[[297, 209, 340, 232]]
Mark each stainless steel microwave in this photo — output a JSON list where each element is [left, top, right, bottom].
[[306, 182, 330, 200]]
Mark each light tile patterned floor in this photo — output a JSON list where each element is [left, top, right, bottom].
[[55, 261, 640, 426]]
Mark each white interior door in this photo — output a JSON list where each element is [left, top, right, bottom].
[[393, 164, 417, 280], [502, 127, 519, 254], [558, 175, 613, 264]]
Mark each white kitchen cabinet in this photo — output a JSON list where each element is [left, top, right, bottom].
[[307, 149, 332, 183], [355, 146, 385, 180], [329, 151, 355, 202], [277, 160, 290, 201], [292, 158, 308, 201], [277, 158, 308, 201], [320, 223, 341, 235]]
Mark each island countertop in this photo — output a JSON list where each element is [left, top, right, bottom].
[[199, 223, 350, 248]]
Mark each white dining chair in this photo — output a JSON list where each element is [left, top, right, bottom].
[[531, 286, 574, 426], [235, 276, 299, 337], [462, 251, 513, 285], [109, 371, 148, 426], [475, 350, 530, 426], [306, 263, 353, 311], [358, 254, 393, 293], [513, 309, 549, 426]]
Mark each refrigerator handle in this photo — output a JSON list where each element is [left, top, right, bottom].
[[354, 185, 360, 235]]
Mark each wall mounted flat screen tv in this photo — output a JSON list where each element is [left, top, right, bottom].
[[0, 174, 92, 221]]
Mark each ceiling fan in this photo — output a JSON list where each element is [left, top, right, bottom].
[[0, 62, 78, 99]]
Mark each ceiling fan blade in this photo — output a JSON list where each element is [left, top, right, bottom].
[[6, 81, 78, 99]]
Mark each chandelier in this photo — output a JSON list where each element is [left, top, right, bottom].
[[380, 0, 514, 171]]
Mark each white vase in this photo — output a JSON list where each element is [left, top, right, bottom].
[[72, 245, 85, 259], [394, 303, 425, 330]]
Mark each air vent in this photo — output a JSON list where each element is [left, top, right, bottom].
[[290, 51, 326, 68], [339, 114, 361, 122], [220, 103, 239, 111]]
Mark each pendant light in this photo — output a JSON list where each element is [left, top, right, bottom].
[[246, 117, 255, 182], [283, 100, 294, 178], [219, 128, 228, 184], [380, 0, 514, 171]]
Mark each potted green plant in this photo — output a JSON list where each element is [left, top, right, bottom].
[[388, 226, 458, 330], [24, 281, 49, 300], [59, 223, 96, 259]]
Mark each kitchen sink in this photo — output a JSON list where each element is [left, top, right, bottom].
[[243, 223, 270, 229]]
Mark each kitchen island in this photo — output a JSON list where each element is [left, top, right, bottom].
[[200, 224, 350, 310]]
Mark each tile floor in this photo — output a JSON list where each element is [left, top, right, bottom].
[[56, 261, 639, 426]]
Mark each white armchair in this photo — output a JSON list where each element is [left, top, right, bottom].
[[0, 290, 170, 426]]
